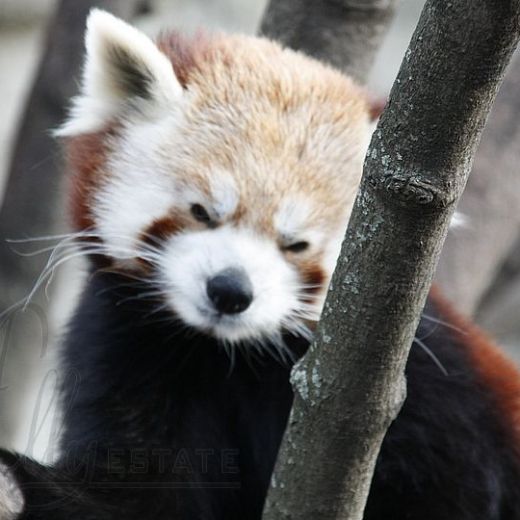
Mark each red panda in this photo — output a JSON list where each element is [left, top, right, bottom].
[[1, 9, 520, 520]]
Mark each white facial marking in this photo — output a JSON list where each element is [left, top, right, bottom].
[[92, 116, 187, 261], [275, 197, 312, 242], [275, 196, 337, 257], [209, 171, 239, 219], [159, 226, 304, 344]]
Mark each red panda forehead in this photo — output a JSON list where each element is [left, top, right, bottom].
[[156, 34, 369, 215], [157, 31, 369, 119]]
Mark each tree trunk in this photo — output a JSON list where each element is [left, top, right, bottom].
[[260, 0, 400, 84], [0, 0, 150, 448], [262, 1, 520, 519]]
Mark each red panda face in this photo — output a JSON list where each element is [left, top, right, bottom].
[[59, 10, 370, 345]]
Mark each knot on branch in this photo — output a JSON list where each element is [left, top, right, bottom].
[[370, 173, 453, 208], [385, 177, 436, 204]]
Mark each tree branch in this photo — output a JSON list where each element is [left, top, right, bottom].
[[259, 0, 399, 83], [262, 1, 520, 519]]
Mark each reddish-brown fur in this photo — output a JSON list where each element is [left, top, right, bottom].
[[368, 96, 387, 122], [65, 128, 114, 231], [430, 286, 520, 454], [301, 263, 326, 292], [157, 31, 215, 88], [142, 215, 184, 246], [300, 263, 326, 304]]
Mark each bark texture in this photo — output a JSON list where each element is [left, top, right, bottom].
[[0, 0, 150, 445], [262, 1, 520, 519], [259, 0, 399, 83]]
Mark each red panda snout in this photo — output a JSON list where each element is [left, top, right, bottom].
[[158, 225, 317, 344]]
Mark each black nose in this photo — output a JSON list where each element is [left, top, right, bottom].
[[207, 268, 253, 315]]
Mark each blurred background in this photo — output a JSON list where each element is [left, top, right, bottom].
[[1, 0, 519, 464]]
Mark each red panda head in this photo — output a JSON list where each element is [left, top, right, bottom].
[[58, 9, 371, 345]]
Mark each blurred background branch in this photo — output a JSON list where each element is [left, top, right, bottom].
[[260, 0, 399, 83], [436, 51, 520, 320], [0, 0, 152, 450]]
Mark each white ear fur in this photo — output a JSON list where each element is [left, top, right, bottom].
[[56, 9, 182, 136]]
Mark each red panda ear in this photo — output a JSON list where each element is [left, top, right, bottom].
[[55, 9, 182, 137]]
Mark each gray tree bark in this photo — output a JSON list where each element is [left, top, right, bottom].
[[262, 1, 520, 519], [260, 0, 400, 84], [0, 0, 150, 447]]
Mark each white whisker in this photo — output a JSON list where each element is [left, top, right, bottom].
[[413, 337, 448, 376], [421, 313, 466, 334]]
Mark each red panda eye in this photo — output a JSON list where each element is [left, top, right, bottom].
[[191, 204, 213, 226], [284, 241, 310, 253]]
